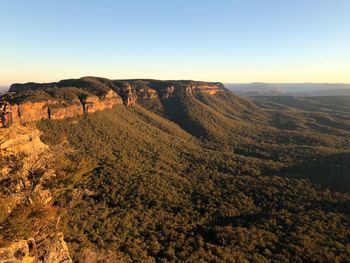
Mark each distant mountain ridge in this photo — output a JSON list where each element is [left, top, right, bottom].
[[226, 83, 350, 96], [0, 86, 8, 94]]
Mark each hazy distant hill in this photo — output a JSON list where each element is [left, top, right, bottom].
[[226, 83, 350, 96], [310, 88, 350, 96], [0, 86, 8, 94]]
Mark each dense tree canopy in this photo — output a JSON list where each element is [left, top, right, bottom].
[[36, 92, 350, 262]]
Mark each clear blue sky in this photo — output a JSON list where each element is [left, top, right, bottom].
[[1, 0, 350, 85]]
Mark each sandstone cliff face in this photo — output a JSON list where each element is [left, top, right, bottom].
[[7, 90, 123, 125], [112, 80, 223, 105], [115, 83, 137, 107], [135, 87, 158, 100], [190, 84, 223, 95], [159, 84, 223, 99], [49, 101, 82, 120], [4, 78, 224, 125], [82, 90, 123, 113], [123, 82, 223, 101]]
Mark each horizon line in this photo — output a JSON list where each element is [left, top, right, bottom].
[[2, 77, 350, 87]]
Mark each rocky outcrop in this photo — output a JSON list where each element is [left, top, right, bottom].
[[160, 84, 223, 99], [0, 240, 34, 262], [116, 83, 137, 107], [0, 125, 48, 220], [0, 125, 72, 263], [81, 90, 122, 113], [0, 234, 72, 263], [5, 90, 123, 125], [48, 101, 83, 121], [135, 87, 158, 100], [0, 124, 48, 158], [190, 84, 223, 95], [112, 79, 223, 104], [115, 81, 223, 101], [0, 124, 49, 218], [38, 233, 72, 263], [160, 86, 175, 99]]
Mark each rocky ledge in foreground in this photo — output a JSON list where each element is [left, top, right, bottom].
[[0, 124, 72, 262]]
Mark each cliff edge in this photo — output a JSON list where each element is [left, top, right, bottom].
[[0, 124, 72, 262], [2, 77, 224, 125]]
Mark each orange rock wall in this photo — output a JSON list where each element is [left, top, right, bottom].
[[160, 84, 223, 99], [136, 88, 158, 99], [191, 85, 223, 95], [9, 90, 123, 124], [5, 84, 221, 124]]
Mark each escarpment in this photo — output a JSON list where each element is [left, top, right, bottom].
[[113, 81, 137, 107], [4, 90, 123, 124], [158, 83, 223, 99], [2, 77, 225, 125]]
